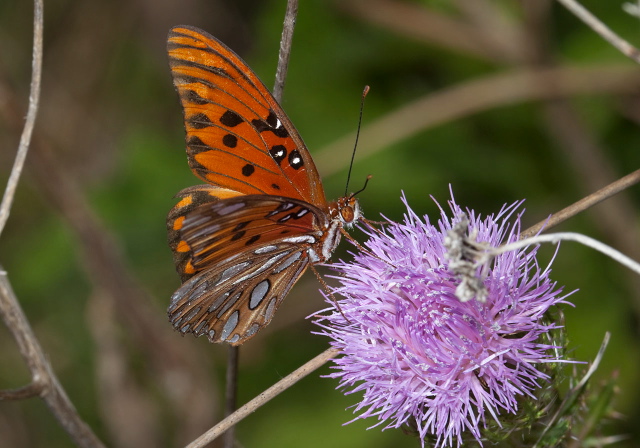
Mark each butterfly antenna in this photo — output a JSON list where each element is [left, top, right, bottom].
[[351, 174, 372, 198], [345, 85, 370, 197]]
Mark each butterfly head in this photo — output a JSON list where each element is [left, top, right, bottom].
[[333, 195, 362, 230]]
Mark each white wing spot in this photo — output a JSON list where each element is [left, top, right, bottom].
[[217, 291, 242, 318], [273, 252, 302, 274], [281, 235, 316, 244], [219, 262, 251, 284], [221, 310, 239, 340], [194, 321, 208, 335], [249, 280, 271, 309], [264, 297, 278, 322], [208, 291, 231, 312], [245, 323, 260, 338], [218, 203, 245, 216], [255, 245, 278, 254]]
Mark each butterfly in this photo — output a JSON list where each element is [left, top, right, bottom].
[[166, 25, 362, 345]]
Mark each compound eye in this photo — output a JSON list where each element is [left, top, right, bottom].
[[340, 205, 355, 223]]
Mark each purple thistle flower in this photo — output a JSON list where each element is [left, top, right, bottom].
[[314, 192, 575, 447]]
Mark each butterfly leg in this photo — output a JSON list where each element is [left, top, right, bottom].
[[339, 227, 398, 270], [308, 263, 351, 324]]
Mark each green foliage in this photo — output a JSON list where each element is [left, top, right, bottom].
[[0, 0, 638, 446]]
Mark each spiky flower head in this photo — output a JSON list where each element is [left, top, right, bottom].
[[314, 193, 575, 447]]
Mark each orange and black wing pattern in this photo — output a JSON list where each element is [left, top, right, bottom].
[[167, 186, 327, 282], [167, 25, 327, 206]]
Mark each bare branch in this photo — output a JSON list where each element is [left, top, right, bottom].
[[0, 0, 44, 237], [222, 346, 239, 448], [0, 272, 107, 448], [316, 64, 640, 177], [187, 348, 339, 448], [521, 169, 640, 239], [273, 0, 299, 102], [340, 0, 525, 63], [0, 382, 44, 400], [557, 0, 640, 64], [273, 0, 298, 103]]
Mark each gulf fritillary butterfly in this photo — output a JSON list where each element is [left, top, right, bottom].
[[166, 26, 361, 345]]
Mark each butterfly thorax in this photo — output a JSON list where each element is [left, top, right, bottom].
[[308, 196, 361, 263]]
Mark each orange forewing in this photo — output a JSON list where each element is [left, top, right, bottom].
[[167, 26, 327, 206]]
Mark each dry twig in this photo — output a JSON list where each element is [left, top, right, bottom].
[[521, 169, 640, 238], [315, 64, 640, 177], [0, 272, 106, 448], [187, 348, 339, 448], [0, 1, 105, 446], [0, 0, 43, 237], [557, 0, 640, 64]]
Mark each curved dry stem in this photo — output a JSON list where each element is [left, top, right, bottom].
[[0, 0, 43, 237], [557, 0, 640, 64], [341, 0, 524, 64], [315, 64, 640, 177], [497, 233, 640, 276], [273, 0, 299, 102], [0, 381, 44, 400], [521, 169, 640, 238], [0, 272, 106, 448], [222, 345, 239, 448], [187, 348, 340, 448]]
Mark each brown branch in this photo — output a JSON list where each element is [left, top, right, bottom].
[[521, 169, 640, 238], [222, 346, 239, 448], [0, 2, 105, 446], [0, 0, 43, 237], [315, 64, 640, 177], [557, 0, 640, 64], [0, 272, 106, 448], [0, 382, 43, 400], [187, 348, 340, 448], [339, 0, 525, 64], [273, 0, 299, 102]]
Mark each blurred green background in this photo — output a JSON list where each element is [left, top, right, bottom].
[[1, 0, 640, 446]]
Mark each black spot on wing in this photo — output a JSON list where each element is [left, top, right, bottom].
[[288, 149, 303, 170], [222, 134, 238, 148], [184, 89, 209, 105], [245, 235, 260, 245], [242, 164, 255, 177], [187, 136, 209, 153], [233, 221, 249, 231], [231, 231, 246, 241], [266, 111, 278, 128], [189, 113, 213, 129], [220, 110, 243, 127], [269, 145, 287, 164], [252, 111, 289, 138]]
